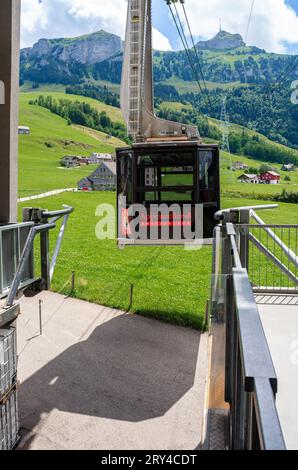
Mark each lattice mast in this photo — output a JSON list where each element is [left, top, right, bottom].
[[220, 97, 230, 153], [121, 0, 200, 143]]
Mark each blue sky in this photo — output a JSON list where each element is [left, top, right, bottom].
[[285, 0, 298, 52], [279, 0, 298, 52], [287, 0, 298, 11], [152, 0, 298, 53], [21, 0, 298, 54]]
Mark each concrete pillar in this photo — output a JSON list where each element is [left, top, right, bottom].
[[0, 0, 20, 223]]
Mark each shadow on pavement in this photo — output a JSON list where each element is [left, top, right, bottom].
[[19, 314, 201, 430]]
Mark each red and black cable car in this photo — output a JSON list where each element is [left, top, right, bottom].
[[117, 141, 220, 246]]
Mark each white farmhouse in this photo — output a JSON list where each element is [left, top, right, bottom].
[[18, 126, 30, 135], [88, 153, 112, 164]]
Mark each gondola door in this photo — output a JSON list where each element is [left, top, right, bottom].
[[198, 147, 220, 238], [134, 147, 197, 242], [117, 149, 134, 240]]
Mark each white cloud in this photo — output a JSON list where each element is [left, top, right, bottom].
[[68, 0, 127, 38], [21, 0, 298, 54], [21, 0, 47, 35], [152, 28, 172, 51], [21, 0, 127, 47], [181, 0, 298, 53], [21, 0, 171, 51]]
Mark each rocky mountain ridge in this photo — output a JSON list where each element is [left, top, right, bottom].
[[197, 30, 246, 50]]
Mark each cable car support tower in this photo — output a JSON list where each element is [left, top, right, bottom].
[[121, 0, 199, 142]]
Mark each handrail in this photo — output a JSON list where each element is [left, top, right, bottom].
[[5, 205, 74, 307], [211, 205, 287, 449], [254, 377, 285, 450], [5, 223, 56, 307], [215, 204, 278, 221], [229, 265, 285, 449], [42, 205, 74, 223], [232, 268, 277, 393]]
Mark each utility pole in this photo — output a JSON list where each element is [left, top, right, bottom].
[[0, 0, 20, 223]]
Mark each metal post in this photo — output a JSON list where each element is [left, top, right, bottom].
[[239, 209, 250, 269], [6, 224, 55, 307], [71, 271, 75, 293], [225, 272, 235, 403], [245, 393, 254, 450], [39, 299, 43, 336], [50, 213, 70, 281], [128, 283, 134, 311], [40, 231, 50, 290], [6, 226, 35, 307], [221, 222, 234, 408], [0, 0, 20, 223]]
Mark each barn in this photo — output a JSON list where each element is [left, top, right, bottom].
[[259, 171, 281, 184], [78, 161, 116, 191]]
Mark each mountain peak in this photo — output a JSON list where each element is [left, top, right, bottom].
[[197, 30, 246, 50], [22, 30, 123, 66]]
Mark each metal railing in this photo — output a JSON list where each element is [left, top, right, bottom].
[[0, 223, 35, 299], [4, 205, 73, 308], [215, 205, 298, 293], [0, 205, 73, 450], [210, 205, 288, 450], [235, 224, 298, 293]]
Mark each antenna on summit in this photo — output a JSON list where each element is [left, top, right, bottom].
[[219, 18, 222, 32]]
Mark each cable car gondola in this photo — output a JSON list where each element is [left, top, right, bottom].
[[117, 141, 220, 246]]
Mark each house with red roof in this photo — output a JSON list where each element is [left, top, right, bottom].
[[259, 171, 281, 184]]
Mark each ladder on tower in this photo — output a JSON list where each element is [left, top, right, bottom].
[[121, 0, 199, 143], [128, 0, 141, 139]]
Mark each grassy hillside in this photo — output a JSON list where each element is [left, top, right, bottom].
[[159, 99, 298, 158], [159, 101, 192, 112], [72, 125, 125, 148], [20, 82, 66, 93], [209, 117, 298, 156], [19, 93, 124, 197], [160, 77, 249, 93], [21, 91, 124, 122], [158, 100, 298, 197], [221, 151, 298, 197]]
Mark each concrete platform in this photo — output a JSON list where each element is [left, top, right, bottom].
[[16, 291, 208, 450], [258, 295, 298, 450]]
